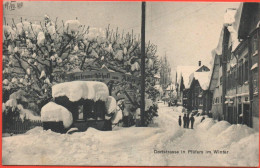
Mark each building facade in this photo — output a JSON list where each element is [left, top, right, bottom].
[[209, 3, 259, 130]]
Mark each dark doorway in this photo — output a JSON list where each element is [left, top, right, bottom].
[[227, 107, 233, 124], [238, 104, 242, 124], [243, 104, 250, 126]]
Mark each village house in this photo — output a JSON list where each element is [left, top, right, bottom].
[[208, 3, 259, 130], [187, 70, 212, 114], [164, 83, 176, 101], [153, 74, 164, 101], [175, 62, 210, 108]]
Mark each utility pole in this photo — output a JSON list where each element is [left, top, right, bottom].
[[140, 1, 146, 126]]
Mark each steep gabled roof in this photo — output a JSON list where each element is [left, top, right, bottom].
[[208, 51, 221, 91], [188, 71, 211, 91], [176, 66, 199, 90]]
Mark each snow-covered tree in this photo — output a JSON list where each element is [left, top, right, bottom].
[[3, 16, 160, 125], [3, 16, 88, 113]]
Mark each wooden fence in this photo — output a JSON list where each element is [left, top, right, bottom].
[[3, 120, 42, 134]]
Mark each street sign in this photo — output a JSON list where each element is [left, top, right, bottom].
[[65, 66, 138, 84]]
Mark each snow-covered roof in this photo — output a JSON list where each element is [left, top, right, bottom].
[[224, 8, 237, 26], [214, 29, 224, 55], [189, 71, 211, 90], [215, 7, 242, 55], [176, 66, 200, 89], [52, 81, 109, 102]]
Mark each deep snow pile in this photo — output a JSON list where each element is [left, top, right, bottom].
[[52, 81, 109, 102], [2, 104, 258, 166], [41, 102, 73, 128]]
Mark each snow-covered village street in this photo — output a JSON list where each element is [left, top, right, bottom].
[[3, 103, 258, 166], [2, 1, 260, 167]]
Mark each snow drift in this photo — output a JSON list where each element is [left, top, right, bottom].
[[2, 103, 258, 167], [41, 102, 73, 128]]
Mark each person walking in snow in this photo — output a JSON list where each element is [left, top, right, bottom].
[[178, 116, 182, 127], [183, 114, 186, 128], [187, 113, 190, 128], [190, 114, 195, 129]]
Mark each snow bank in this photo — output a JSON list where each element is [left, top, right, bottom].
[[105, 96, 117, 114], [25, 126, 44, 135], [227, 133, 259, 166], [216, 124, 255, 146], [197, 118, 216, 130], [52, 81, 109, 102], [2, 103, 259, 166], [208, 120, 231, 135], [173, 106, 185, 113], [41, 102, 73, 128]]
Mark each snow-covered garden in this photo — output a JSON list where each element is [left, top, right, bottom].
[[2, 103, 258, 166]]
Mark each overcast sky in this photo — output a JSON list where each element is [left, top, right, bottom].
[[3, 1, 240, 80]]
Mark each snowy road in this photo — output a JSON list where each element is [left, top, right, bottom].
[[2, 103, 259, 166]]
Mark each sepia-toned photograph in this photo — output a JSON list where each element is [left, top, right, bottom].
[[2, 1, 259, 167]]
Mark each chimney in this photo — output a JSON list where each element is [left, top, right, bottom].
[[198, 61, 201, 66]]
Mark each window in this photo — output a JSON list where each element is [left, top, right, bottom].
[[244, 60, 248, 82], [252, 33, 259, 56], [252, 67, 259, 94], [220, 76, 223, 85], [227, 71, 230, 89], [238, 60, 243, 85], [227, 47, 232, 62], [232, 68, 236, 88], [230, 69, 233, 88]]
